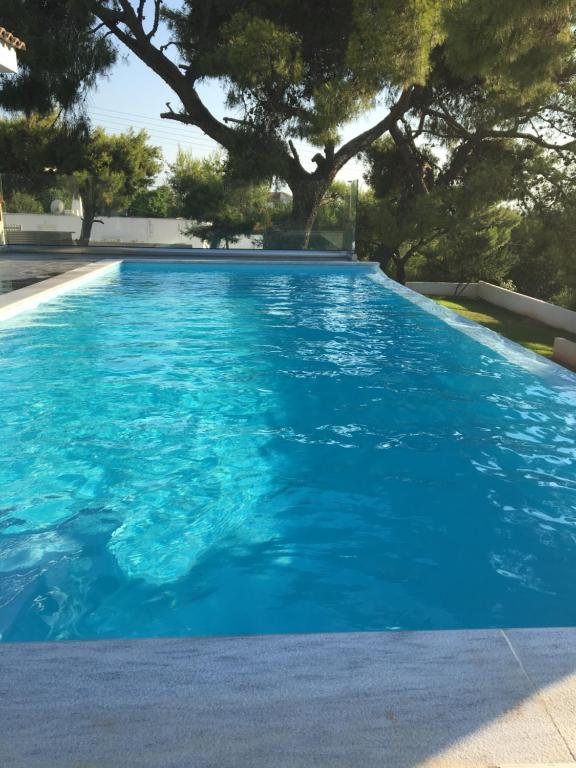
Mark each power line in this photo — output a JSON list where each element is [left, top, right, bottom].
[[91, 109, 220, 142], [88, 104, 320, 159], [89, 108, 217, 142], [91, 104, 212, 130], [90, 119, 221, 151], [92, 112, 318, 155], [92, 121, 219, 150]]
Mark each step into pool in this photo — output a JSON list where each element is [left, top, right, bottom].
[[0, 261, 575, 642]]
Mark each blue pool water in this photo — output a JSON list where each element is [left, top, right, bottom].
[[0, 262, 575, 642]]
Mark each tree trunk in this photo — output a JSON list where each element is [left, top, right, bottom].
[[286, 177, 332, 249], [78, 211, 95, 247], [78, 181, 95, 247], [394, 256, 407, 285]]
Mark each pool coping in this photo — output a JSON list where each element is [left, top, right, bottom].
[[2, 626, 576, 767], [3, 244, 355, 259], [0, 259, 122, 322]]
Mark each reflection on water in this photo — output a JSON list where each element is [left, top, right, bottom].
[[0, 263, 575, 642]]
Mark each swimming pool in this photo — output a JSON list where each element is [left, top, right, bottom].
[[1, 261, 575, 642]]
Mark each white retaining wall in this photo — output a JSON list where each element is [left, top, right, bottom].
[[477, 281, 576, 335], [553, 338, 576, 369], [407, 280, 576, 336], [4, 213, 204, 247], [406, 281, 479, 298]]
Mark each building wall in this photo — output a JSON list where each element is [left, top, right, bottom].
[[0, 39, 18, 74], [4, 213, 204, 247]]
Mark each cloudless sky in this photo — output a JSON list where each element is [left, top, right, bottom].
[[86, 15, 380, 184]]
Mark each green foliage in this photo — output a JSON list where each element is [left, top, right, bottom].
[[443, 0, 575, 108], [169, 150, 272, 247], [128, 186, 181, 218], [508, 218, 564, 301], [0, 114, 164, 243], [164, 0, 576, 150], [5, 191, 43, 214], [78, 127, 163, 216], [416, 204, 520, 284], [347, 0, 447, 88], [0, 114, 162, 211], [359, 136, 523, 282], [0, 113, 88, 174], [509, 198, 576, 308], [316, 182, 354, 229], [0, 0, 116, 113], [217, 14, 304, 94]]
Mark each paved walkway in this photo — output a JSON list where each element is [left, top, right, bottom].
[[1, 627, 576, 767], [0, 251, 91, 294]]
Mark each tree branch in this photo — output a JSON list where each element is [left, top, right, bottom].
[[333, 88, 413, 172], [288, 139, 305, 173], [148, 0, 162, 39], [389, 121, 429, 195], [438, 140, 477, 187], [425, 107, 576, 152], [91, 1, 238, 151]]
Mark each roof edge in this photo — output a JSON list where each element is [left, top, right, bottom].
[[0, 26, 26, 51]]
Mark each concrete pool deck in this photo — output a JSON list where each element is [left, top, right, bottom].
[[1, 627, 576, 767], [0, 251, 93, 294]]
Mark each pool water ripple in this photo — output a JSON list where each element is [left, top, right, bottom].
[[0, 263, 575, 641]]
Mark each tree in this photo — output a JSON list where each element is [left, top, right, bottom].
[[76, 128, 163, 243], [3, 1, 576, 245], [0, 113, 89, 173], [0, 1, 115, 114], [127, 184, 180, 218], [169, 150, 271, 247], [0, 115, 163, 243], [0, 114, 90, 217], [507, 150, 576, 308], [5, 191, 44, 214], [358, 138, 525, 283]]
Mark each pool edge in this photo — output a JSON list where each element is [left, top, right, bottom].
[[2, 626, 576, 767], [0, 258, 380, 323], [0, 259, 122, 322], [372, 267, 576, 387]]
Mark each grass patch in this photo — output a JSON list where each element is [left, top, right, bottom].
[[432, 297, 576, 358]]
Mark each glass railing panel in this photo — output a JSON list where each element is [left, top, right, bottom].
[[0, 174, 358, 252]]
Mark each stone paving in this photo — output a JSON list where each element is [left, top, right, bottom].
[[0, 250, 92, 294], [1, 628, 576, 768]]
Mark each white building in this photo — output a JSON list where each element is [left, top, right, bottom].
[[0, 26, 26, 74]]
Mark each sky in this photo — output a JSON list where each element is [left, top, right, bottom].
[[85, 16, 379, 186]]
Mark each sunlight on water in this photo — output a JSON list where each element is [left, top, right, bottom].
[[0, 263, 575, 641]]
